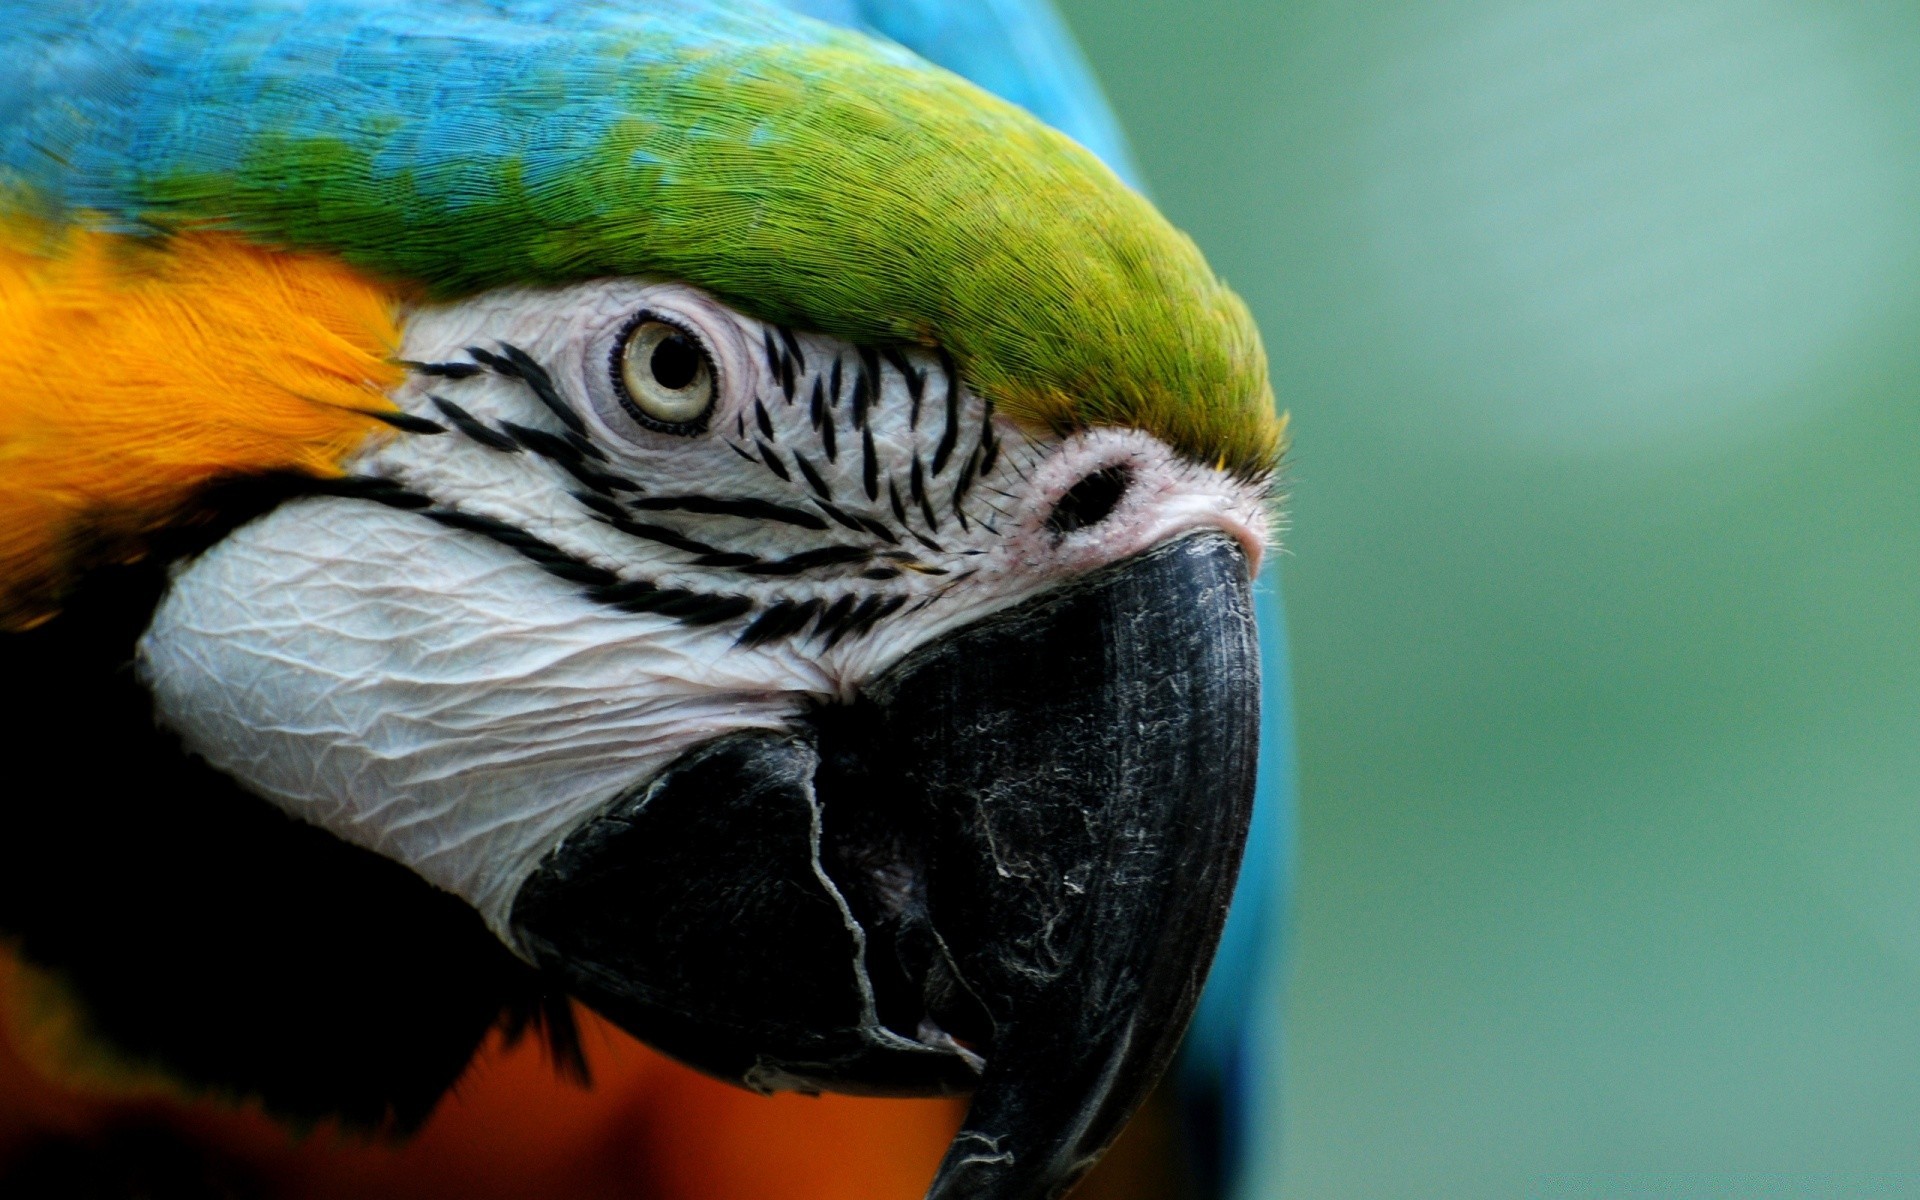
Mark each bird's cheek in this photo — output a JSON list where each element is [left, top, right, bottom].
[[136, 496, 812, 937]]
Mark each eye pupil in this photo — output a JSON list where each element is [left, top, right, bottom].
[[651, 334, 700, 390]]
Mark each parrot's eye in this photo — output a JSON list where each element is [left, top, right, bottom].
[[614, 316, 716, 432]]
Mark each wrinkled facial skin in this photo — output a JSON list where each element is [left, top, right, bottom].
[[138, 279, 1272, 1200]]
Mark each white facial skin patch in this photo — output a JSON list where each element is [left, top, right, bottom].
[[139, 279, 1273, 943]]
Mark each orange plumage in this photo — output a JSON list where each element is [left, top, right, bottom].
[[0, 946, 967, 1200], [0, 224, 402, 628]]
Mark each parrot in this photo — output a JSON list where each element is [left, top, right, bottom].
[[0, 2, 1289, 1198]]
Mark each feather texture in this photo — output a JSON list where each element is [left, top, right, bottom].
[[0, 223, 401, 627], [0, 0, 1280, 477]]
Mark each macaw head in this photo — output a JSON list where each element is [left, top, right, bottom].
[[0, 4, 1283, 1198]]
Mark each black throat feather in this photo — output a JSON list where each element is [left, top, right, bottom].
[[0, 474, 580, 1136]]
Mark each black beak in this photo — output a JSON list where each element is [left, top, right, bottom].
[[511, 531, 1261, 1199]]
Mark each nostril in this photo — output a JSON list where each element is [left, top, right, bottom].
[[1046, 466, 1131, 536]]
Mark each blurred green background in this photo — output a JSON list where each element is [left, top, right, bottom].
[[1051, 1, 1920, 1196]]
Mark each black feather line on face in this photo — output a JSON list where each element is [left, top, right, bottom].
[[907, 368, 928, 431], [392, 511, 766, 624], [626, 495, 828, 531], [778, 325, 806, 371], [736, 597, 824, 647], [341, 478, 778, 599], [861, 594, 910, 635], [740, 544, 870, 576], [791, 449, 834, 503], [466, 344, 589, 438], [855, 514, 900, 545], [691, 550, 761, 568], [759, 327, 797, 404], [851, 368, 871, 431], [424, 510, 621, 587], [978, 403, 1000, 478], [813, 498, 868, 535], [596, 512, 731, 558], [815, 383, 838, 463], [431, 396, 520, 453], [399, 359, 485, 379], [823, 594, 880, 650], [364, 409, 449, 435], [909, 456, 939, 531], [951, 444, 982, 533], [570, 490, 627, 522], [888, 476, 910, 527], [932, 366, 962, 476], [756, 442, 792, 482], [497, 421, 637, 495], [811, 593, 857, 639], [933, 350, 959, 434], [882, 347, 914, 389], [585, 579, 755, 626], [655, 591, 753, 624], [314, 475, 435, 509]]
